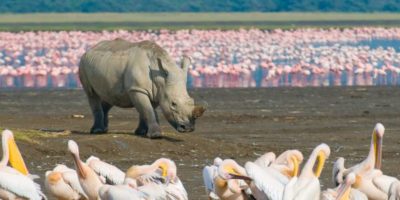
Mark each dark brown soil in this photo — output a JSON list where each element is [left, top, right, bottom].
[[1, 87, 400, 199]]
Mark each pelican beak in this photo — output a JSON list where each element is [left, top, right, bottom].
[[158, 162, 170, 184], [314, 151, 326, 178], [159, 163, 168, 177], [228, 173, 252, 181], [374, 132, 382, 170], [71, 154, 86, 179], [8, 137, 29, 175], [336, 180, 352, 200], [290, 156, 299, 177]]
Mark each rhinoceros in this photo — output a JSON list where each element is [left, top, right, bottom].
[[79, 39, 206, 138]]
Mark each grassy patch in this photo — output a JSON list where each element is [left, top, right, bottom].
[[1, 12, 400, 31], [0, 128, 69, 144]]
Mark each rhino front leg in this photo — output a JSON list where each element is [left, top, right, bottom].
[[129, 92, 162, 138], [134, 117, 148, 136], [88, 95, 107, 134], [133, 107, 159, 135]]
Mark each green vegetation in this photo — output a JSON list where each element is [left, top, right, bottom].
[[0, 12, 400, 31], [0, 128, 69, 144], [1, 12, 400, 31], [1, 0, 400, 13], [4, 12, 400, 23]]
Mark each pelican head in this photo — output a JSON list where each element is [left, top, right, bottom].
[[289, 150, 303, 177], [313, 143, 331, 178], [213, 157, 223, 166], [373, 123, 384, 170], [332, 157, 345, 186], [254, 152, 276, 169], [68, 140, 79, 155], [216, 159, 250, 194], [126, 158, 177, 184], [1, 129, 29, 175], [280, 150, 303, 177], [218, 159, 250, 181], [156, 158, 177, 183], [336, 172, 356, 200]]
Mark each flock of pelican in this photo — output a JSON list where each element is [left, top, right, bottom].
[[202, 123, 400, 200], [0, 130, 187, 200], [0, 123, 399, 199]]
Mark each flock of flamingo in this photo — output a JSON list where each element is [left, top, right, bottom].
[[0, 123, 399, 199], [1, 28, 400, 88]]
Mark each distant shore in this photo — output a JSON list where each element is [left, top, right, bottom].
[[2, 12, 400, 31]]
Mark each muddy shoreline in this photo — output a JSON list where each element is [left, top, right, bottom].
[[1, 86, 400, 199]]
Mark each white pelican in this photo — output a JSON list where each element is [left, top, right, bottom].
[[86, 156, 125, 185], [333, 123, 398, 200], [254, 152, 276, 169], [270, 150, 303, 178], [0, 129, 28, 174], [0, 129, 46, 200], [202, 157, 223, 199], [322, 172, 367, 200], [214, 159, 253, 200], [229, 144, 328, 200], [283, 143, 330, 200], [45, 164, 88, 200], [125, 158, 188, 200], [68, 140, 103, 200]]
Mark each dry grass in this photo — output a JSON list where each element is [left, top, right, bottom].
[[0, 128, 69, 144], [1, 12, 400, 31], [1, 12, 400, 23]]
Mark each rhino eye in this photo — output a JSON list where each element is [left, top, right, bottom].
[[171, 102, 177, 109]]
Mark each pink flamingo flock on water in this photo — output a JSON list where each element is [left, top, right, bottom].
[[1, 28, 400, 88]]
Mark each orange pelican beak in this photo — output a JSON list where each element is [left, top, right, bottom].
[[68, 140, 86, 179], [336, 173, 356, 200], [290, 156, 299, 177], [374, 131, 382, 170], [8, 136, 29, 175], [336, 181, 352, 200], [314, 151, 326, 178], [72, 154, 87, 179], [159, 163, 168, 178]]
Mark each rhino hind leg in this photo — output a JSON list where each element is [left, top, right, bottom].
[[87, 95, 108, 134], [129, 92, 162, 139], [101, 101, 113, 132]]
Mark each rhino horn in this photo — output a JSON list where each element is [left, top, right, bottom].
[[181, 56, 191, 81], [181, 55, 191, 72], [192, 104, 206, 119]]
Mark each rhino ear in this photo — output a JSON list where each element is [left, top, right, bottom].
[[192, 104, 206, 119], [158, 58, 169, 76]]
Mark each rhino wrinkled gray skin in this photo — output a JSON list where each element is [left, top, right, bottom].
[[79, 39, 206, 138]]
